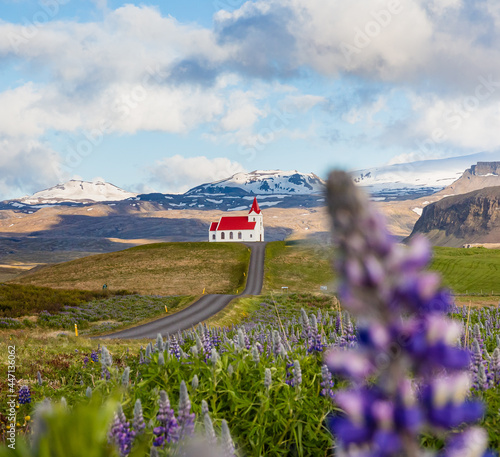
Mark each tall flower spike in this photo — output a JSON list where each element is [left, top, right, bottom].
[[252, 344, 260, 363], [133, 399, 146, 434], [109, 404, 135, 456], [156, 333, 164, 352], [178, 380, 195, 439], [325, 170, 486, 457], [293, 360, 302, 387], [264, 368, 272, 390], [201, 399, 209, 416], [153, 390, 179, 447], [122, 367, 130, 387], [37, 371, 43, 386], [204, 412, 217, 446], [221, 419, 236, 457]]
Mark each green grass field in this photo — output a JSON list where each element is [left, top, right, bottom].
[[431, 247, 500, 295], [263, 242, 500, 298], [11, 242, 250, 296], [263, 241, 335, 293]]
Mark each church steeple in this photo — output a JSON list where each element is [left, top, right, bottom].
[[248, 197, 261, 214]]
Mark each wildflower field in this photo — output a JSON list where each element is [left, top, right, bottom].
[[1, 171, 500, 456]]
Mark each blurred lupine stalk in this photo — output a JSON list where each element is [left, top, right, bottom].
[[325, 170, 491, 456]]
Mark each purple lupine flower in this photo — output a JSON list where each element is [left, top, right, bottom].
[[443, 427, 490, 457], [153, 390, 179, 447], [285, 360, 302, 387], [108, 405, 135, 456], [320, 364, 335, 400], [132, 399, 146, 434], [202, 328, 212, 360], [325, 170, 486, 456], [490, 348, 500, 386], [300, 309, 310, 340], [170, 337, 181, 361], [90, 350, 98, 363], [18, 386, 31, 404], [307, 315, 324, 353], [177, 381, 195, 439]]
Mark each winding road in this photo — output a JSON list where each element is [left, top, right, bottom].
[[104, 242, 266, 339]]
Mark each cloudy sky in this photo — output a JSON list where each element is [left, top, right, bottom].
[[1, 0, 500, 198]]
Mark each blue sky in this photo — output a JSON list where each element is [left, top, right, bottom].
[[1, 0, 500, 198]]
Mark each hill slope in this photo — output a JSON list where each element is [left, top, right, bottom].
[[407, 186, 500, 247], [12, 242, 250, 296], [434, 161, 500, 197]]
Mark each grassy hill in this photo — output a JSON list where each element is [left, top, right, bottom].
[[431, 247, 500, 294], [264, 241, 335, 293], [11, 242, 250, 296], [263, 241, 500, 297]]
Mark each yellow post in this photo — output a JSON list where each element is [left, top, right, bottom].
[[165, 306, 168, 313], [243, 272, 246, 277], [74, 324, 78, 337], [203, 288, 206, 294]]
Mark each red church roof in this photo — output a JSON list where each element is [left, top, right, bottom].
[[249, 197, 261, 214], [209, 222, 218, 231], [216, 216, 256, 231]]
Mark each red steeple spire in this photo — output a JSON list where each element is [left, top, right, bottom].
[[249, 197, 261, 214]]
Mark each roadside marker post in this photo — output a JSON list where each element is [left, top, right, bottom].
[[74, 324, 78, 337], [165, 306, 168, 313], [203, 288, 206, 294]]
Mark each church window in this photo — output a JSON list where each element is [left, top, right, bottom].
[[230, 232, 234, 239], [238, 232, 242, 239], [221, 232, 225, 240]]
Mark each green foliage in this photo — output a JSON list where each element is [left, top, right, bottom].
[[0, 284, 130, 319], [0, 396, 148, 457]]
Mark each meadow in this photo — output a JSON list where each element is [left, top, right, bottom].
[[2, 241, 500, 455], [1, 301, 499, 456], [11, 243, 250, 296]]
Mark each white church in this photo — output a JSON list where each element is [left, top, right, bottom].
[[209, 197, 264, 242]]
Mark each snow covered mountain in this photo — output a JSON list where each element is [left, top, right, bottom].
[[352, 151, 500, 200], [19, 180, 137, 205], [186, 170, 325, 196]]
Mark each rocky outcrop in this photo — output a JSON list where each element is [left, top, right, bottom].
[[407, 186, 500, 246], [434, 161, 500, 197]]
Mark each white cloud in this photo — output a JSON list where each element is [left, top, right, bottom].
[[410, 93, 500, 151], [149, 155, 246, 194], [0, 136, 62, 200], [278, 94, 325, 113], [343, 96, 387, 125]]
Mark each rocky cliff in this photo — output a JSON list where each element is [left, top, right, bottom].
[[434, 161, 500, 197], [407, 186, 500, 246]]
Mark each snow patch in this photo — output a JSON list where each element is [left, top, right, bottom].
[[259, 201, 280, 207], [412, 208, 423, 216]]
